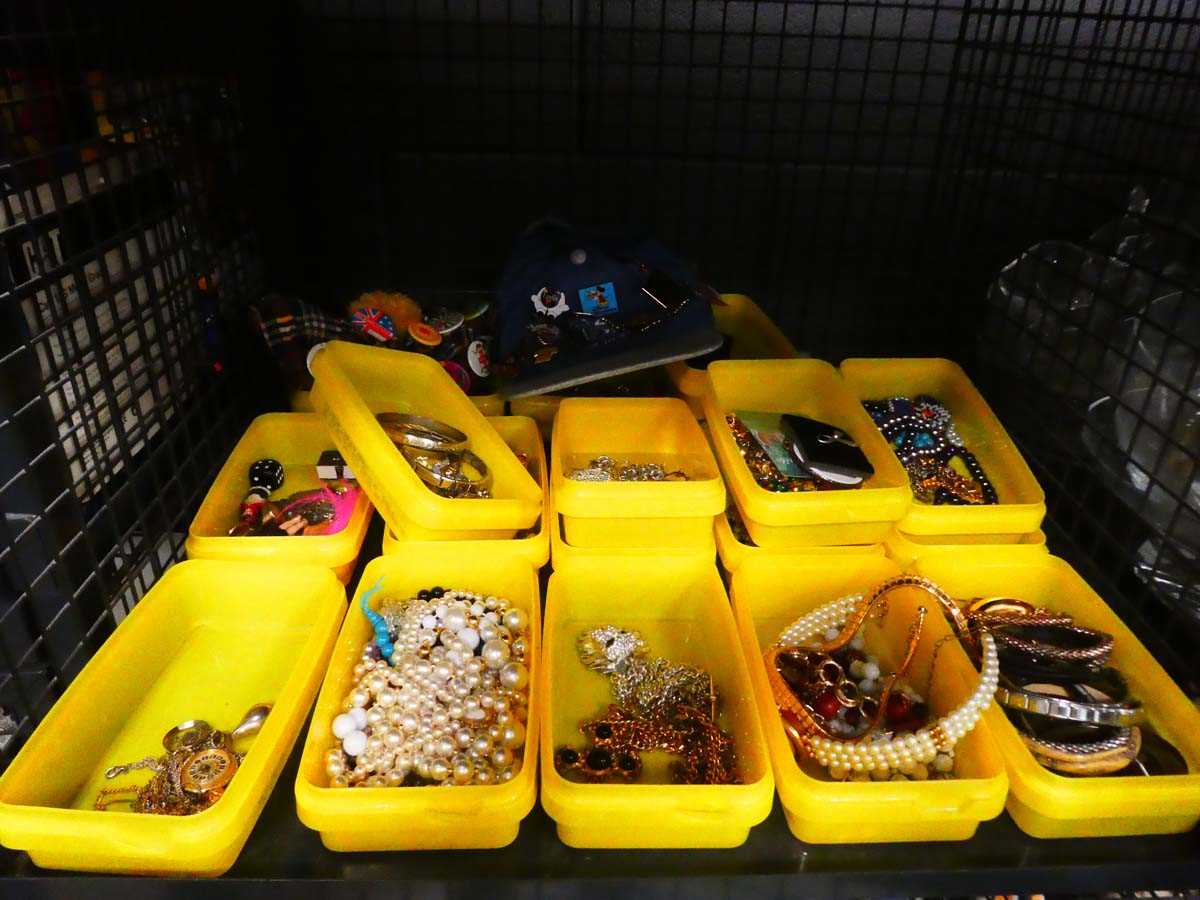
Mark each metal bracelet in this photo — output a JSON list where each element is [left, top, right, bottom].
[[996, 685, 1142, 727], [377, 413, 469, 453], [992, 623, 1114, 665], [403, 446, 491, 491], [1023, 726, 1139, 758]]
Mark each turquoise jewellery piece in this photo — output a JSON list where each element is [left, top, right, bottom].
[[359, 577, 394, 659]]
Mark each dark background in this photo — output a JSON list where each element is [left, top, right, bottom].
[[0, 0, 1198, 889]]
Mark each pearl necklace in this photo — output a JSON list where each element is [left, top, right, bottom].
[[770, 592, 998, 776], [327, 586, 531, 787]]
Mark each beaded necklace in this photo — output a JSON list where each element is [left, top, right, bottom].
[[862, 395, 998, 505]]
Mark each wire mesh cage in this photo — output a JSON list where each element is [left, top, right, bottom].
[[0, 0, 1197, 794], [0, 1, 265, 758]]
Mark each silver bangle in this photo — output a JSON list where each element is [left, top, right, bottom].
[[403, 447, 492, 492], [377, 413, 469, 453], [996, 685, 1142, 727]]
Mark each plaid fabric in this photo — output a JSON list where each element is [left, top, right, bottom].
[[251, 294, 359, 348], [249, 294, 383, 390]]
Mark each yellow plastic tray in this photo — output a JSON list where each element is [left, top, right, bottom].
[[731, 555, 1008, 843], [508, 393, 561, 441], [290, 389, 315, 412], [715, 509, 884, 574], [665, 293, 800, 417], [540, 556, 774, 847], [549, 514, 715, 574], [839, 358, 1046, 538], [186, 413, 373, 584], [702, 359, 911, 547], [912, 552, 1200, 838], [884, 527, 1048, 568], [381, 416, 549, 568], [551, 397, 725, 548], [309, 341, 541, 539], [295, 550, 540, 850], [0, 559, 346, 876], [292, 388, 503, 416]]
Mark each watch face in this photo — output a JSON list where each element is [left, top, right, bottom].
[[467, 339, 492, 377]]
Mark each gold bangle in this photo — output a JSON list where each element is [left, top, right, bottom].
[[1023, 726, 1141, 775]]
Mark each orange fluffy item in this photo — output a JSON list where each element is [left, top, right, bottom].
[[348, 290, 423, 327]]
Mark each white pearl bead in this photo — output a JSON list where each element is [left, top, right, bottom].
[[332, 713, 357, 739], [444, 609, 468, 633], [501, 721, 526, 749], [499, 662, 528, 690], [457, 627, 480, 651], [452, 758, 474, 784], [502, 608, 528, 633], [482, 639, 510, 669], [343, 730, 368, 757]]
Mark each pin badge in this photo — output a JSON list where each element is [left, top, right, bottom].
[[467, 339, 491, 377], [578, 282, 618, 315], [531, 287, 570, 318], [351, 306, 397, 342]]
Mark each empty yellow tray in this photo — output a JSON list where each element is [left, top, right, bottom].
[[731, 554, 1008, 843], [292, 387, 503, 417], [551, 397, 725, 548], [912, 552, 1200, 838], [840, 358, 1046, 539], [0, 559, 346, 876], [702, 359, 911, 547], [884, 527, 1047, 568], [295, 549, 540, 850], [540, 556, 774, 848], [309, 341, 541, 539], [186, 413, 373, 583], [381, 415, 549, 568], [665, 293, 800, 417], [549, 514, 715, 574], [714, 508, 884, 574]]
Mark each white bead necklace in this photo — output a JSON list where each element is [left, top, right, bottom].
[[327, 587, 531, 787], [771, 590, 998, 777]]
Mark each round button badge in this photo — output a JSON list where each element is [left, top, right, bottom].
[[426, 307, 465, 335], [467, 339, 491, 378], [408, 321, 443, 347]]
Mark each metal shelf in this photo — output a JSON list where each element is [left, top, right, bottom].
[[1, 738, 1197, 897], [1, 529, 1198, 898]]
